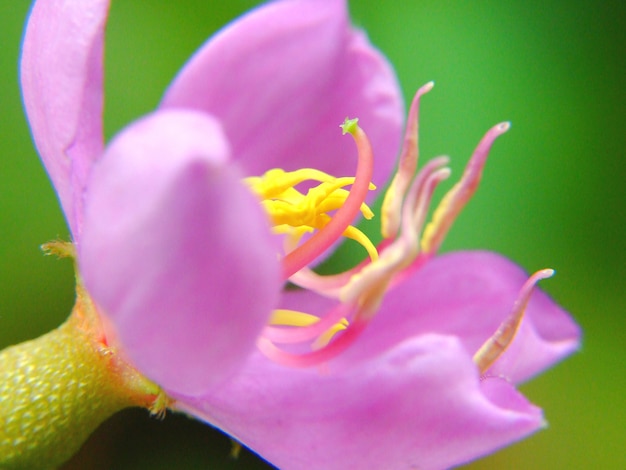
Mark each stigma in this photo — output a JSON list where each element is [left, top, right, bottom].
[[247, 83, 551, 373]]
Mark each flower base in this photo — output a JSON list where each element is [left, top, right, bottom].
[[0, 283, 167, 468]]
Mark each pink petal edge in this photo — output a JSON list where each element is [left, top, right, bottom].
[[174, 335, 544, 470], [21, 0, 109, 239], [161, 0, 403, 191]]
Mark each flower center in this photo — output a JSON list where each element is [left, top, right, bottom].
[[247, 84, 550, 373], [244, 118, 379, 279]]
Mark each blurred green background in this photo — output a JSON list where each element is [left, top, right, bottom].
[[1, 0, 624, 468]]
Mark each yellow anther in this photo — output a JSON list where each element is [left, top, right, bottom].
[[247, 169, 375, 224], [276, 219, 377, 262], [270, 309, 322, 327], [245, 168, 337, 199], [247, 167, 378, 261], [313, 319, 349, 349], [269, 310, 349, 350], [342, 226, 379, 261], [254, 176, 357, 225], [272, 224, 314, 237], [316, 185, 376, 220]]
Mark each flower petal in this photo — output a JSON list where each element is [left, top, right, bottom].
[[79, 110, 280, 396], [333, 251, 581, 382], [21, 0, 109, 238], [174, 335, 544, 469], [161, 0, 403, 189]]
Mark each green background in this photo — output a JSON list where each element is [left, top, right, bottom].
[[1, 1, 624, 468]]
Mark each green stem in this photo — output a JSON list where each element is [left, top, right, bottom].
[[0, 285, 166, 469]]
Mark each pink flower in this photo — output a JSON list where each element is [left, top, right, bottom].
[[21, 0, 580, 469]]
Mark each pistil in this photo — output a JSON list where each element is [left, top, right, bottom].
[[280, 118, 374, 279]]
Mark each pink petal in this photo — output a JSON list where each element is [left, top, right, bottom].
[[79, 110, 280, 396], [174, 335, 544, 469], [21, 0, 109, 239], [333, 251, 581, 382], [161, 0, 403, 189]]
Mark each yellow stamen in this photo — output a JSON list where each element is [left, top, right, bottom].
[[313, 320, 349, 349], [270, 309, 323, 327], [269, 309, 349, 348], [245, 168, 337, 199], [246, 168, 378, 261]]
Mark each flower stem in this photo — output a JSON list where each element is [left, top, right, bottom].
[[0, 286, 166, 468]]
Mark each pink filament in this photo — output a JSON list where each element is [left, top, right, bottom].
[[281, 127, 374, 280], [382, 81, 434, 239], [474, 268, 555, 373], [423, 122, 510, 255], [257, 320, 368, 368]]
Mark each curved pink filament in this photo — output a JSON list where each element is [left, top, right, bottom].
[[341, 165, 450, 310], [423, 122, 510, 255], [281, 127, 374, 280], [474, 268, 555, 373], [257, 319, 368, 368], [400, 157, 450, 243], [382, 81, 434, 239]]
